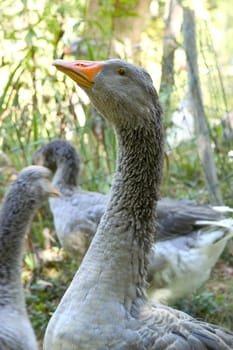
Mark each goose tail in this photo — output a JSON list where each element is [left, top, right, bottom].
[[195, 218, 233, 243], [213, 205, 233, 213]]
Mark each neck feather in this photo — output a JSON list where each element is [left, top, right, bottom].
[[0, 186, 37, 286], [115, 120, 163, 226], [75, 108, 163, 303], [107, 118, 163, 269]]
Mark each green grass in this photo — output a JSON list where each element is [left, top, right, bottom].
[[24, 250, 78, 348]]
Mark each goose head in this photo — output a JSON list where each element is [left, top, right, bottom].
[[53, 59, 161, 130], [15, 165, 60, 200], [32, 140, 80, 175]]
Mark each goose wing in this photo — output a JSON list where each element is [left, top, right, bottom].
[[156, 198, 224, 240], [135, 302, 233, 349]]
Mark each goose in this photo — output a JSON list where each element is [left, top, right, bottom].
[[0, 165, 59, 350], [44, 58, 233, 349], [33, 139, 233, 304], [32, 139, 107, 258]]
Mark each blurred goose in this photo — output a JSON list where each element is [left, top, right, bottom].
[[0, 165, 59, 350], [33, 139, 233, 304], [44, 58, 233, 349], [32, 139, 107, 257]]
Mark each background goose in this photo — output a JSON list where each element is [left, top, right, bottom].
[[32, 139, 106, 258], [33, 139, 233, 304], [0, 165, 59, 350], [44, 58, 233, 349]]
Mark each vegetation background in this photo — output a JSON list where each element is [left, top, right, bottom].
[[0, 0, 233, 347]]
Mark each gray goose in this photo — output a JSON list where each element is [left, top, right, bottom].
[[0, 165, 59, 350], [33, 139, 233, 304], [32, 139, 106, 258], [44, 59, 233, 349]]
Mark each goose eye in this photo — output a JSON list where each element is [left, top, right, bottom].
[[117, 67, 126, 76]]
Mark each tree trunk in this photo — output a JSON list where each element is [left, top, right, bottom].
[[111, 0, 151, 63], [159, 0, 182, 123], [183, 8, 223, 205], [85, 0, 151, 63]]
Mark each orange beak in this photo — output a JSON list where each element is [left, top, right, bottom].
[[53, 59, 104, 88], [50, 185, 61, 198]]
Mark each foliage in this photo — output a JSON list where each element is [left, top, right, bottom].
[[25, 253, 78, 346], [0, 0, 117, 187]]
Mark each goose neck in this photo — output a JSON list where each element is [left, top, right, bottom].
[[114, 122, 163, 218], [75, 117, 163, 303], [53, 162, 78, 189], [0, 187, 36, 283]]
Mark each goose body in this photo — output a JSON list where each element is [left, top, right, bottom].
[[43, 58, 233, 349], [0, 165, 58, 350], [33, 139, 233, 303], [50, 187, 105, 256], [148, 218, 233, 303]]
